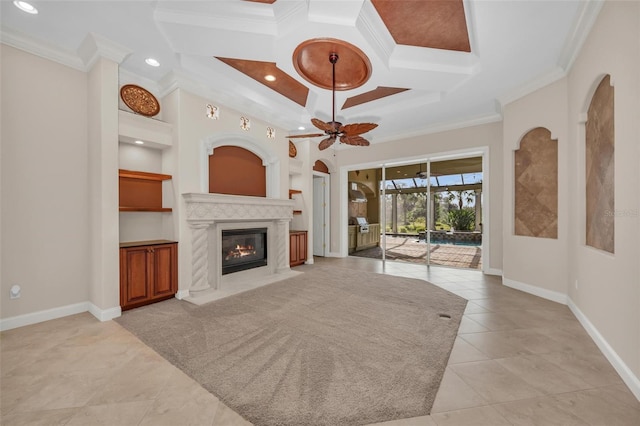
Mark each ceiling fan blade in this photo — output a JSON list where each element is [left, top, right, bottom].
[[340, 122, 378, 136], [311, 118, 334, 132], [318, 136, 336, 150], [341, 135, 370, 146], [286, 133, 324, 138]]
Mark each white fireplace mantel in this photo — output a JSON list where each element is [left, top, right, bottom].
[[182, 193, 297, 303], [184, 193, 294, 223]]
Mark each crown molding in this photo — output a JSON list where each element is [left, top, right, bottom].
[[496, 1, 603, 111], [1, 28, 131, 72], [498, 66, 567, 109], [357, 1, 395, 65], [77, 32, 132, 70], [375, 111, 502, 145], [557, 0, 605, 72], [1, 27, 85, 71]]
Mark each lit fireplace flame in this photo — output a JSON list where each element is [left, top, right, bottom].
[[225, 244, 257, 261]]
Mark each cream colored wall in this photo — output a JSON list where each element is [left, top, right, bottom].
[[160, 89, 290, 294], [0, 45, 90, 318], [502, 78, 570, 298], [567, 1, 640, 383], [333, 122, 504, 272]]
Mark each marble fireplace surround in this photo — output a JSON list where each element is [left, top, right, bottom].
[[183, 193, 299, 305]]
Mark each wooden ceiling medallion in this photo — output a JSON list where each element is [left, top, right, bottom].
[[292, 38, 372, 90], [120, 84, 160, 117]]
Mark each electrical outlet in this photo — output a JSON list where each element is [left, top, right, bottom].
[[10, 285, 21, 299], [575, 279, 578, 290]]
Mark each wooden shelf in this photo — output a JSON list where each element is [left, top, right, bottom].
[[289, 189, 302, 198], [119, 169, 172, 181], [119, 169, 172, 212], [119, 207, 172, 212]]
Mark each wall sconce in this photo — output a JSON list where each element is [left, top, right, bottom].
[[240, 116, 251, 131], [206, 104, 219, 119], [267, 127, 275, 139]]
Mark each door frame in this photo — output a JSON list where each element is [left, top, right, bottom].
[[339, 146, 491, 274], [312, 171, 330, 257]]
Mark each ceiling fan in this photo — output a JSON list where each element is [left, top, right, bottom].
[[287, 53, 378, 150]]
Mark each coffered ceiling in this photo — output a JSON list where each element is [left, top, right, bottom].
[[0, 0, 601, 145]]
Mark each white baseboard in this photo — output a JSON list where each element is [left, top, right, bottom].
[[0, 301, 90, 331], [503, 277, 568, 305], [88, 304, 121, 322], [0, 301, 122, 331], [484, 267, 503, 276], [568, 297, 640, 401], [175, 289, 190, 300]]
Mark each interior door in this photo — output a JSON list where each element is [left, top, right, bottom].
[[312, 175, 326, 256]]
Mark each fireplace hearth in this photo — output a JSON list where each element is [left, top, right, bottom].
[[221, 228, 267, 275]]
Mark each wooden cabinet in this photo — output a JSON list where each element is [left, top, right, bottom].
[[290, 231, 307, 267], [119, 169, 172, 212], [120, 240, 177, 310]]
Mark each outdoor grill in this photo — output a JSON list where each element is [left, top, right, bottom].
[[354, 217, 369, 234]]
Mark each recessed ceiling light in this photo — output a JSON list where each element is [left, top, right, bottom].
[[298, 126, 305, 130], [264, 75, 276, 82], [134, 140, 144, 145], [145, 58, 160, 67], [13, 1, 38, 14]]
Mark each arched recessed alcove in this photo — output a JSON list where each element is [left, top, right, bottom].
[[202, 134, 280, 198], [209, 146, 265, 197]]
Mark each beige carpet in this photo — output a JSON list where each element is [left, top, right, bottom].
[[116, 265, 467, 426]]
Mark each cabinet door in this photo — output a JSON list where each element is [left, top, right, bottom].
[[297, 232, 307, 264], [290, 233, 300, 265], [152, 244, 177, 298], [121, 247, 150, 306]]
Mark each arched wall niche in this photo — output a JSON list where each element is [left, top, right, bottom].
[[514, 126, 558, 239], [313, 160, 330, 174], [201, 133, 280, 198], [585, 74, 615, 253], [209, 146, 266, 197]]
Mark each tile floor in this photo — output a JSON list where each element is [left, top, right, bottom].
[[1, 257, 638, 425], [351, 236, 482, 270]]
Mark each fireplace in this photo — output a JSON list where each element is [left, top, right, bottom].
[[221, 228, 267, 275]]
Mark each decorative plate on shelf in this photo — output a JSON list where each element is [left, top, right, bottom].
[[120, 84, 160, 117], [289, 140, 297, 158]]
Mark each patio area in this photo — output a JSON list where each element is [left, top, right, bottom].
[[350, 235, 482, 270]]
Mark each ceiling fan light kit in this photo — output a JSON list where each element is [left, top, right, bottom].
[[288, 44, 378, 151]]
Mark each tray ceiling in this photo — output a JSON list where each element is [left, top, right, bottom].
[[0, 0, 598, 144]]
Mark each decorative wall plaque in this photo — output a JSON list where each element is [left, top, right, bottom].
[[120, 84, 160, 117], [586, 75, 615, 253], [240, 116, 251, 131], [289, 140, 297, 158], [267, 127, 275, 139], [206, 104, 219, 119], [514, 127, 558, 239]]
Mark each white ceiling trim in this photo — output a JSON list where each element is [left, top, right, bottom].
[[374, 111, 503, 146], [557, 0, 605, 71], [1, 27, 85, 71], [77, 33, 132, 70]]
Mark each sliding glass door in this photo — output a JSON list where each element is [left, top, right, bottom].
[[377, 157, 483, 270]]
